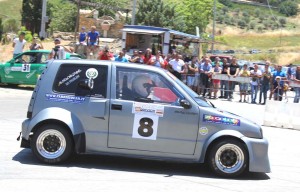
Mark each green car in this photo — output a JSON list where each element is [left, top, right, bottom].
[[0, 50, 81, 86]]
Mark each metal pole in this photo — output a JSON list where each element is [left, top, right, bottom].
[[131, 0, 137, 25], [211, 0, 216, 52], [39, 0, 47, 38], [74, 0, 81, 42]]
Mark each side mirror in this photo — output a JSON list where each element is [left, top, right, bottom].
[[78, 78, 94, 90], [180, 99, 191, 109]]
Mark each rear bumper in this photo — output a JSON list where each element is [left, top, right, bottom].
[[242, 136, 271, 173]]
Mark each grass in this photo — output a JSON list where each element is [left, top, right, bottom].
[[222, 33, 300, 49], [0, 0, 22, 23]]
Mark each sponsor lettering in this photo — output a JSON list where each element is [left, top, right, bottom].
[[203, 114, 240, 126]]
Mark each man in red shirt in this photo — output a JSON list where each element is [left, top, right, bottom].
[[97, 46, 113, 60]]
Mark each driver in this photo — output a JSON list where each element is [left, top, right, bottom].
[[132, 75, 156, 98]]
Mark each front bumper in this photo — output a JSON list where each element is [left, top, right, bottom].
[[242, 136, 271, 173]]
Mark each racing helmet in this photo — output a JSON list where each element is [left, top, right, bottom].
[[131, 75, 155, 98]]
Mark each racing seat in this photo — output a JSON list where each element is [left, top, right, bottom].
[[121, 75, 134, 100]]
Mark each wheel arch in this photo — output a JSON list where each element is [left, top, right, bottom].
[[27, 108, 86, 153], [200, 130, 249, 164]]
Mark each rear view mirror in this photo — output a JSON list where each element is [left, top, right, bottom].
[[78, 78, 94, 90], [180, 99, 191, 109]]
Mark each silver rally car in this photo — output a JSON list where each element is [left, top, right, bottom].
[[19, 60, 270, 177]]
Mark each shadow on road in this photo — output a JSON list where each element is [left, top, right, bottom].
[[0, 84, 34, 91], [13, 149, 270, 180]]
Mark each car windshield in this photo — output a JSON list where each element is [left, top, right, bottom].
[[166, 72, 213, 107]]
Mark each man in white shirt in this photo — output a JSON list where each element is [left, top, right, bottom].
[[12, 32, 26, 58], [168, 53, 185, 80], [250, 64, 262, 104], [48, 38, 66, 60]]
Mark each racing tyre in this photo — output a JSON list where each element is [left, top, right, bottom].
[[31, 124, 73, 164], [208, 139, 248, 177]]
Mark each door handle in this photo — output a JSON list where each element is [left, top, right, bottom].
[[111, 104, 122, 110]]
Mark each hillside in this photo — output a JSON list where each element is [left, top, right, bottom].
[[0, 0, 299, 64]]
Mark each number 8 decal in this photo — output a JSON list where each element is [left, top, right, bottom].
[[138, 117, 154, 137], [132, 114, 158, 140]]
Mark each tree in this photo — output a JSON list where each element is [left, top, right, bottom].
[[21, 0, 43, 35], [136, 0, 186, 32], [278, 1, 298, 16], [47, 0, 77, 32], [177, 0, 214, 34]]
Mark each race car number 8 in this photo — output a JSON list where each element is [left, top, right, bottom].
[[132, 114, 158, 140], [138, 117, 154, 137]]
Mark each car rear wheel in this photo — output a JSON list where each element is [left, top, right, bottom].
[[208, 139, 248, 177], [31, 124, 73, 164]]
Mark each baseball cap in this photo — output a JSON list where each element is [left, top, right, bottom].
[[54, 38, 61, 42], [81, 26, 85, 30]]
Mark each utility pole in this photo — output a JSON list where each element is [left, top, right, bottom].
[[211, 0, 216, 53], [39, 0, 48, 38], [74, 0, 81, 41], [131, 0, 137, 25]]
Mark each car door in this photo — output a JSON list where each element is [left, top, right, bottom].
[[108, 67, 200, 155]]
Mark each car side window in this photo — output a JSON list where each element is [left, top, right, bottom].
[[116, 67, 180, 104], [53, 64, 107, 98]]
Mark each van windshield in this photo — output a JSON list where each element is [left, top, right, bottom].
[[166, 72, 213, 107]]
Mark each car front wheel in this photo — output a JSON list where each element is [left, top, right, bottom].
[[208, 139, 248, 177], [31, 124, 73, 164]]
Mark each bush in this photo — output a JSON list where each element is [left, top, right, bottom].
[[238, 20, 246, 28], [3, 18, 18, 32], [224, 17, 231, 25], [18, 26, 33, 42], [257, 25, 263, 32], [279, 1, 298, 16], [219, 0, 232, 7], [230, 17, 237, 26], [222, 6, 229, 14], [249, 21, 256, 29], [279, 17, 287, 27], [242, 11, 249, 17], [242, 16, 250, 24], [254, 9, 261, 17], [263, 20, 272, 29], [216, 15, 224, 24]]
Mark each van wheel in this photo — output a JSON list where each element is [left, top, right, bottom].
[[208, 139, 248, 177], [31, 124, 73, 164]]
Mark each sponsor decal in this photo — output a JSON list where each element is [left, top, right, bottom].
[[26, 70, 36, 79], [10, 67, 22, 71], [58, 69, 82, 86], [199, 127, 208, 135], [4, 75, 14, 79], [132, 102, 164, 117], [203, 114, 240, 126], [4, 67, 11, 75], [86, 68, 98, 79], [45, 93, 85, 104]]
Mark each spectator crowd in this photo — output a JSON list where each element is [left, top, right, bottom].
[[12, 26, 300, 104]]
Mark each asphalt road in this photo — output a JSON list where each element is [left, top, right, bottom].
[[1, 85, 300, 192]]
